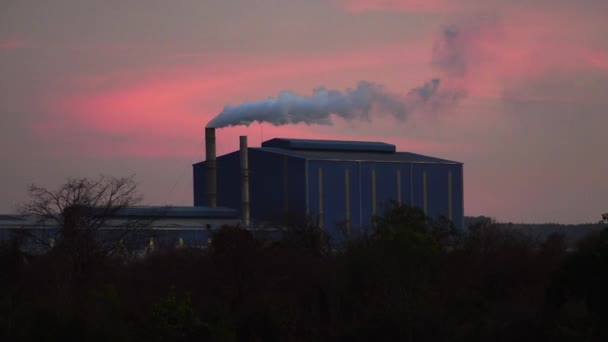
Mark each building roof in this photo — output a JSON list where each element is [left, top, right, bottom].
[[256, 147, 459, 163], [262, 138, 396, 153], [192, 138, 461, 165], [0, 215, 26, 222], [111, 206, 238, 219]]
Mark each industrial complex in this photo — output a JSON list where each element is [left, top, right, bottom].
[[1, 128, 463, 248], [0, 206, 240, 251], [193, 128, 463, 241]]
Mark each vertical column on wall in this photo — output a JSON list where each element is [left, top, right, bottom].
[[410, 164, 414, 205], [358, 162, 363, 230], [461, 165, 464, 230], [423, 170, 428, 215], [345, 169, 351, 237], [396, 169, 402, 205], [371, 168, 377, 220], [240, 136, 250, 227], [448, 171, 453, 221], [204, 127, 217, 208], [318, 168, 324, 229], [305, 160, 309, 217], [282, 156, 289, 221]]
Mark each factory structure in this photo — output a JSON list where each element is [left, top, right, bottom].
[[1, 128, 463, 249], [0, 207, 241, 251], [193, 128, 463, 240]]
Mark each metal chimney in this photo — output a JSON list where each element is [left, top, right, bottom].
[[240, 135, 250, 227], [205, 127, 217, 208]]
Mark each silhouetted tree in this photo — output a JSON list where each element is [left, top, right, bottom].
[[546, 227, 608, 340], [334, 204, 442, 341], [281, 218, 332, 258], [17, 175, 149, 273], [4, 198, 608, 340]]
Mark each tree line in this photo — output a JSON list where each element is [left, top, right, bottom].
[[0, 176, 607, 341]]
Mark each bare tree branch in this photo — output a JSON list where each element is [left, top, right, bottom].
[[17, 175, 151, 271]]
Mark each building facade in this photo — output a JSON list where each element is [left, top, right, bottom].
[[0, 206, 240, 251], [193, 138, 463, 241]]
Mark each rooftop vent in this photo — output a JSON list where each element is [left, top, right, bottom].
[[262, 138, 396, 153]]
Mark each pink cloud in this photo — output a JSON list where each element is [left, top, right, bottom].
[[31, 6, 608, 161], [333, 1, 608, 104], [427, 9, 608, 101], [0, 39, 28, 49], [584, 50, 608, 70], [336, 0, 452, 13], [34, 43, 433, 158]]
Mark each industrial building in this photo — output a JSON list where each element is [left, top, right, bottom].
[[1, 130, 463, 249], [0, 206, 241, 251], [193, 128, 463, 241]]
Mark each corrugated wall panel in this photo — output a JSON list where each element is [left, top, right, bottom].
[[449, 164, 464, 229], [249, 149, 284, 222], [307, 160, 361, 241], [401, 163, 413, 207], [359, 163, 373, 231], [196, 149, 307, 226], [286, 156, 306, 224], [346, 162, 362, 236], [359, 162, 414, 229], [196, 148, 463, 233], [216, 151, 241, 212], [375, 164, 394, 213], [410, 163, 463, 229], [193, 151, 241, 211], [193, 162, 205, 206], [411, 164, 426, 214], [425, 164, 450, 219]]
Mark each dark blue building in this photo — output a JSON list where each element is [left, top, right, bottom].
[[193, 138, 463, 240]]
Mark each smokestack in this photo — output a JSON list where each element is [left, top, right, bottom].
[[240, 135, 250, 227], [205, 127, 217, 208]]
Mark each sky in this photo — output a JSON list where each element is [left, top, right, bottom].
[[1, 0, 607, 223]]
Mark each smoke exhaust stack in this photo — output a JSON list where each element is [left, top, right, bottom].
[[205, 127, 217, 208], [240, 136, 250, 227]]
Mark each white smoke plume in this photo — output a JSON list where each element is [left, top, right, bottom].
[[206, 78, 462, 128], [432, 17, 499, 77], [205, 22, 485, 129], [432, 26, 470, 76]]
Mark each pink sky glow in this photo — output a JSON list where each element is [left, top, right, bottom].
[[0, 39, 29, 49], [337, 0, 453, 13], [1, 0, 607, 223]]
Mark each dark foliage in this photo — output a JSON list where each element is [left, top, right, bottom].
[[1, 205, 607, 341]]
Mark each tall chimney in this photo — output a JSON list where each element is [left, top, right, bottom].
[[205, 127, 217, 208], [240, 135, 250, 227]]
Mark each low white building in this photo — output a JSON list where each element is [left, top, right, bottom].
[[0, 206, 242, 251]]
